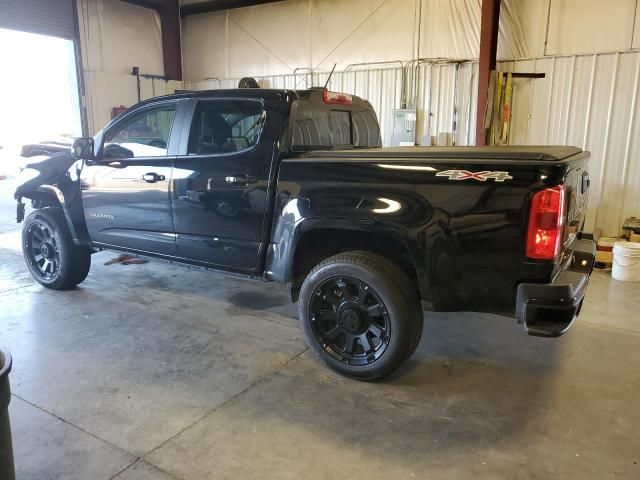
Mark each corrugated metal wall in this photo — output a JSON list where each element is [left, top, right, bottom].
[[499, 52, 640, 236], [184, 50, 640, 236]]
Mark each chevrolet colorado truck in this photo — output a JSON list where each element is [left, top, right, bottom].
[[14, 88, 596, 380]]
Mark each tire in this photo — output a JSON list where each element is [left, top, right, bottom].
[[298, 251, 422, 381], [22, 208, 91, 290], [348, 251, 424, 356]]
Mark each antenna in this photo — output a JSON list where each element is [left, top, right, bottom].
[[324, 63, 337, 90]]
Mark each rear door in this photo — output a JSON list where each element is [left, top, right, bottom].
[[81, 100, 184, 256], [171, 97, 275, 271]]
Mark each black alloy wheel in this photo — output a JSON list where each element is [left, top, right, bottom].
[[21, 208, 91, 290], [309, 275, 391, 366], [24, 221, 61, 281], [298, 251, 423, 381]]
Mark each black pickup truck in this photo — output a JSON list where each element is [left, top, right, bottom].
[[14, 88, 596, 380]]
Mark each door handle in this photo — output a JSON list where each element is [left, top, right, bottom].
[[142, 172, 166, 183], [225, 173, 256, 186]]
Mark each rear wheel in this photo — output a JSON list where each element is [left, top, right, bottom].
[[348, 250, 424, 356], [22, 208, 91, 290], [298, 252, 422, 380]]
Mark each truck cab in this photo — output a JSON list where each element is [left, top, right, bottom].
[[72, 89, 380, 274]]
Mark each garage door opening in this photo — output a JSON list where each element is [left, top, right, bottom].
[[0, 28, 82, 177]]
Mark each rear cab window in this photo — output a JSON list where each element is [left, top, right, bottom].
[[290, 93, 381, 152]]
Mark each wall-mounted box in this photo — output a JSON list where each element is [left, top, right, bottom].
[[391, 109, 416, 146]]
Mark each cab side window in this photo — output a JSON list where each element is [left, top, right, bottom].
[[187, 100, 264, 155], [103, 104, 177, 159]]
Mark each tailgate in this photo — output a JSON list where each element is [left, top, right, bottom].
[[553, 151, 591, 277], [563, 152, 590, 241]]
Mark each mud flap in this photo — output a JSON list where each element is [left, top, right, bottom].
[[16, 202, 25, 223]]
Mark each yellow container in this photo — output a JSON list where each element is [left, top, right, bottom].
[[596, 250, 613, 264]]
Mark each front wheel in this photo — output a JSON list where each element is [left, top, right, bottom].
[[298, 252, 422, 381], [22, 208, 91, 290]]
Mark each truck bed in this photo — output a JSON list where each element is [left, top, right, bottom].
[[274, 145, 591, 316]]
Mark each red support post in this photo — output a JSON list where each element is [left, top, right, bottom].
[[475, 0, 501, 146]]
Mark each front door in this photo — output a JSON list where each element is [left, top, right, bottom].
[[171, 98, 273, 271], [81, 101, 181, 256]]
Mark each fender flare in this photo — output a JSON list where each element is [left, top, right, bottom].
[[32, 185, 87, 246], [266, 216, 428, 297]]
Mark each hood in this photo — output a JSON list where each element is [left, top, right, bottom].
[[21, 140, 72, 158], [14, 148, 76, 199]]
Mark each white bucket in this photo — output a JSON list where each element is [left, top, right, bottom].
[[612, 242, 640, 282]]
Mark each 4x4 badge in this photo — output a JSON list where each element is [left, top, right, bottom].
[[436, 170, 513, 182]]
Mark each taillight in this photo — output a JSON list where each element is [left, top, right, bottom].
[[323, 90, 353, 105], [526, 185, 566, 260]]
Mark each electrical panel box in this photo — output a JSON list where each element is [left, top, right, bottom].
[[391, 109, 417, 146]]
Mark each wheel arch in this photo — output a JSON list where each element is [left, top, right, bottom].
[[18, 185, 90, 246], [278, 220, 426, 303]]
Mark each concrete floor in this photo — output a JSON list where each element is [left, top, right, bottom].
[[1, 179, 639, 479]]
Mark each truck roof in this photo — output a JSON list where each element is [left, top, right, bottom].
[[303, 146, 584, 162], [136, 88, 296, 105], [137, 88, 360, 106]]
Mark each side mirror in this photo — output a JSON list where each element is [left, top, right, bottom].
[[71, 137, 95, 160]]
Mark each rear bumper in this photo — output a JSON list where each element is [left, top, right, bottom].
[[516, 238, 596, 338]]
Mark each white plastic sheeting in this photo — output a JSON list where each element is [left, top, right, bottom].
[[546, 0, 637, 55], [78, 0, 164, 76], [180, 0, 420, 80], [83, 72, 182, 133], [179, 0, 640, 79], [635, 3, 640, 49], [77, 0, 167, 132], [180, 0, 541, 81]]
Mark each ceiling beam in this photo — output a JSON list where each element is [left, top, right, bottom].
[[119, 0, 167, 9], [180, 0, 286, 17]]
